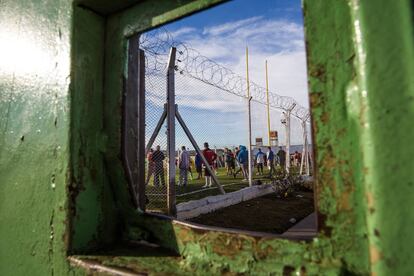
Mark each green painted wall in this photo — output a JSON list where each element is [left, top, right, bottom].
[[0, 0, 413, 275], [0, 0, 73, 275], [348, 1, 414, 275], [70, 6, 120, 253]]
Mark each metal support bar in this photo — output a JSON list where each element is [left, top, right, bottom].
[[166, 47, 177, 217], [136, 49, 146, 211], [300, 120, 307, 175], [145, 105, 167, 155], [300, 116, 311, 176], [247, 96, 253, 186], [175, 108, 225, 194], [246, 47, 253, 187], [306, 131, 311, 176], [284, 103, 296, 174], [122, 34, 145, 209]]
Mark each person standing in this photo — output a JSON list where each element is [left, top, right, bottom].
[[145, 148, 154, 186], [178, 146, 190, 187], [202, 142, 217, 188], [187, 147, 194, 180], [195, 152, 203, 180], [233, 146, 242, 178], [267, 146, 275, 177], [225, 148, 235, 176], [237, 145, 249, 181], [294, 151, 301, 167], [152, 145, 165, 187], [277, 146, 286, 169], [255, 148, 265, 175]]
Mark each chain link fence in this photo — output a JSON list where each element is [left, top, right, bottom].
[[145, 70, 169, 212], [140, 31, 312, 214]]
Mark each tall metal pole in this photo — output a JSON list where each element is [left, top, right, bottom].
[[265, 60, 271, 147], [284, 104, 295, 174], [246, 47, 253, 187], [166, 47, 177, 216]]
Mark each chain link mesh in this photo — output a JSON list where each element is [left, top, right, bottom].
[[141, 29, 312, 213], [145, 70, 168, 212]]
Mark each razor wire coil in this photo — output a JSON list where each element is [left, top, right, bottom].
[[139, 28, 310, 122]]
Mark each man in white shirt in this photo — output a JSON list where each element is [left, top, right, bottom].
[[178, 146, 190, 187], [255, 148, 265, 175]]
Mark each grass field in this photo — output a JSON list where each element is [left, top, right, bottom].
[[145, 166, 280, 209]]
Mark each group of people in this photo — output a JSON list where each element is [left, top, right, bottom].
[[223, 146, 287, 180], [255, 147, 288, 175], [179, 142, 219, 188], [145, 143, 293, 189], [145, 142, 219, 188]]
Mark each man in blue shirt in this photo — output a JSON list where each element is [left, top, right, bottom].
[[237, 145, 249, 181]]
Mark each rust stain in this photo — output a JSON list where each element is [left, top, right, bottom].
[[283, 265, 295, 276], [212, 235, 244, 257], [336, 127, 347, 138], [339, 165, 355, 211], [338, 190, 352, 210], [320, 111, 329, 123], [309, 92, 324, 108], [300, 266, 307, 276], [309, 64, 327, 83], [365, 192, 375, 209], [369, 245, 382, 264], [254, 243, 271, 260], [317, 212, 333, 237]]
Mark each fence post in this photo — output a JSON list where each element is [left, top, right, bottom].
[[305, 122, 311, 176], [245, 47, 253, 187], [284, 104, 295, 174], [167, 47, 177, 217], [300, 120, 306, 175]]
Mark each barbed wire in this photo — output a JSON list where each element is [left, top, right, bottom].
[[139, 28, 310, 122]]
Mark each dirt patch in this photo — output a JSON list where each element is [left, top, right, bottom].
[[187, 191, 314, 234]]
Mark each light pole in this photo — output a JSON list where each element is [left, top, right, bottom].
[[281, 104, 296, 174], [246, 47, 253, 186]]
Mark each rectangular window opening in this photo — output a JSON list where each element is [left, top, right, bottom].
[[127, 0, 317, 239]]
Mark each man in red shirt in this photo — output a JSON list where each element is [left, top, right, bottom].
[[202, 142, 217, 188]]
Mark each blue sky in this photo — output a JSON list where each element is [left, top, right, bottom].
[[144, 0, 309, 148], [169, 0, 303, 32]]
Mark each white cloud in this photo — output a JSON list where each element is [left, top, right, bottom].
[[169, 27, 196, 38], [202, 16, 263, 36]]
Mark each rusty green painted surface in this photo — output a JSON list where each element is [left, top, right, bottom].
[[347, 1, 414, 275], [0, 0, 73, 275], [0, 0, 413, 275]]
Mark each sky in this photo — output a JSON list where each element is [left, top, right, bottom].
[[144, 0, 310, 148]]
